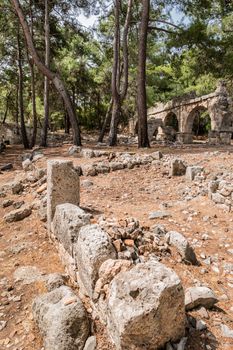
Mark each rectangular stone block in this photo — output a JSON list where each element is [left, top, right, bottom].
[[47, 160, 80, 235]]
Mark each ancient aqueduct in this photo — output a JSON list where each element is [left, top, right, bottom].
[[129, 81, 233, 144]]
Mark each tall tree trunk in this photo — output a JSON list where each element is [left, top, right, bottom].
[[28, 58, 37, 148], [15, 83, 20, 134], [137, 0, 150, 148], [108, 0, 133, 146], [64, 111, 70, 134], [98, 98, 113, 143], [12, 0, 82, 146], [17, 26, 29, 149], [28, 0, 37, 148], [109, 0, 121, 146], [2, 93, 11, 124], [40, 0, 50, 147], [121, 0, 133, 101]]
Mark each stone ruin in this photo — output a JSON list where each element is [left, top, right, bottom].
[[29, 159, 220, 350], [129, 81, 233, 144], [44, 160, 186, 350]]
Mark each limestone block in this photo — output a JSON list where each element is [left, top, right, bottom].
[[81, 149, 95, 158], [4, 206, 32, 223], [185, 286, 218, 310], [32, 286, 89, 350], [211, 192, 226, 204], [185, 166, 203, 181], [166, 231, 197, 265], [170, 159, 186, 176], [47, 160, 80, 233], [106, 260, 185, 350], [53, 203, 91, 255], [74, 224, 116, 298]]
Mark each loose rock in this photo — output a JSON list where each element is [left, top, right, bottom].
[[185, 286, 218, 310]]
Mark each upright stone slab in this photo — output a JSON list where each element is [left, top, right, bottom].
[[47, 160, 80, 234], [106, 260, 185, 350]]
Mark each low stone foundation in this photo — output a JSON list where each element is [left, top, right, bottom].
[[46, 159, 186, 349]]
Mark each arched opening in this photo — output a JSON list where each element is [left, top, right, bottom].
[[161, 112, 179, 142], [164, 112, 179, 131], [186, 106, 211, 141]]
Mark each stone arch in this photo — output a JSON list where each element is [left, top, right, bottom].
[[184, 106, 212, 135], [164, 112, 179, 131]]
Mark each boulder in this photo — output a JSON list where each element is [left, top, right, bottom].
[[52, 204, 91, 255], [4, 206, 32, 223], [110, 162, 125, 171], [2, 199, 14, 208], [95, 163, 110, 174], [11, 181, 23, 195], [68, 145, 82, 156], [32, 286, 89, 350], [106, 260, 185, 350], [151, 151, 163, 160], [82, 165, 97, 177], [185, 286, 218, 310], [185, 166, 203, 181], [81, 149, 95, 159], [74, 224, 116, 297], [170, 159, 186, 176], [166, 231, 197, 265]]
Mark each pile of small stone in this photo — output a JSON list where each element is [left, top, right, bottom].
[[98, 216, 170, 262], [208, 173, 233, 212]]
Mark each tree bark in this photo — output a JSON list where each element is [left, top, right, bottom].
[[40, 0, 50, 147], [98, 98, 113, 143], [17, 26, 29, 149], [137, 0, 150, 148], [2, 93, 11, 124], [109, 0, 121, 146], [108, 0, 133, 146], [28, 0, 37, 148], [121, 0, 133, 101], [64, 111, 70, 134], [15, 83, 20, 134], [12, 0, 82, 146]]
